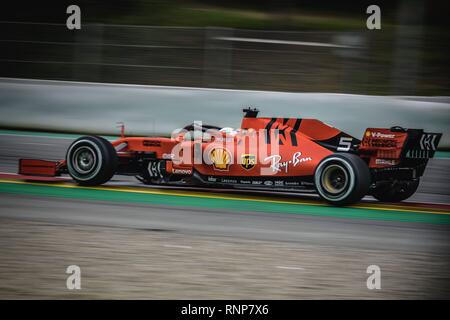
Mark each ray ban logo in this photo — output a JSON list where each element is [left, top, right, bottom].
[[264, 152, 312, 173]]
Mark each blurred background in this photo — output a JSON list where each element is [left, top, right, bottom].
[[0, 1, 449, 300], [1, 0, 449, 95]]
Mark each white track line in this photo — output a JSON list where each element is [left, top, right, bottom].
[[276, 266, 305, 270], [215, 36, 353, 48], [163, 244, 193, 249]]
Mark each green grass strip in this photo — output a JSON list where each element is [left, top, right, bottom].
[[0, 182, 448, 224]]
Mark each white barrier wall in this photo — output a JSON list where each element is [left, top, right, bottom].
[[0, 78, 449, 147]]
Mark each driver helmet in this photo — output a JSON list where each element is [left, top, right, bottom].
[[220, 127, 237, 136]]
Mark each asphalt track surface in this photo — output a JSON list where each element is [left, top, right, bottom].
[[0, 130, 450, 299], [0, 131, 449, 249]]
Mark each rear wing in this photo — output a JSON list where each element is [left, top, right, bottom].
[[401, 129, 442, 159], [359, 127, 442, 167]]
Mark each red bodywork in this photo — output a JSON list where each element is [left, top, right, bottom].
[[19, 159, 65, 177], [18, 112, 441, 188], [108, 117, 343, 179]]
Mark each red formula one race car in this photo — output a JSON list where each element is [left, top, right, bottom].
[[19, 108, 442, 206]]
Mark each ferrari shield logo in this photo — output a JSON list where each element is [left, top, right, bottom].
[[210, 148, 231, 171], [240, 154, 256, 170]]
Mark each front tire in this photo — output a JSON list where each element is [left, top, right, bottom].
[[371, 179, 420, 202], [66, 136, 118, 186], [314, 153, 371, 206]]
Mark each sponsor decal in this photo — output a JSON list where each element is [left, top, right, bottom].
[[209, 148, 231, 171], [162, 153, 175, 160], [239, 180, 252, 184], [143, 140, 161, 147], [367, 139, 397, 147], [275, 180, 284, 186], [221, 178, 237, 184], [375, 159, 396, 166], [207, 176, 217, 182], [240, 154, 256, 170], [172, 168, 192, 175], [114, 142, 128, 152], [252, 180, 263, 185], [264, 181, 273, 186], [370, 132, 395, 139], [264, 151, 312, 173], [285, 181, 300, 186]]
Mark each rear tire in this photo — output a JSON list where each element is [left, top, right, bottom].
[[314, 153, 371, 206], [66, 136, 118, 186], [371, 179, 420, 202]]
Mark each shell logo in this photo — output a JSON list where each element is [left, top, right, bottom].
[[210, 148, 231, 171], [365, 131, 371, 137]]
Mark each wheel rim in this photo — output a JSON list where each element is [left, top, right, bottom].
[[320, 164, 349, 195], [72, 146, 97, 174]]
